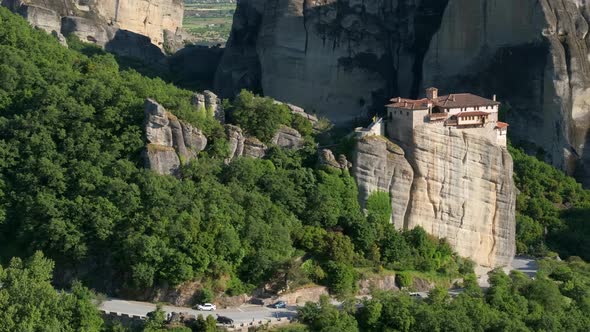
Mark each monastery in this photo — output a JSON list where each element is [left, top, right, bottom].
[[386, 87, 509, 147], [357, 88, 509, 147]]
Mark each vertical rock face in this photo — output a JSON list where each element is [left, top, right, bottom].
[[193, 90, 226, 124], [216, 0, 449, 124], [2, 0, 183, 46], [143, 99, 207, 176], [422, 0, 590, 187], [352, 136, 414, 230], [219, 0, 590, 186], [91, 0, 183, 47], [352, 128, 517, 267]]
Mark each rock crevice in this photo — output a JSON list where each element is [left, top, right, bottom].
[[352, 127, 516, 267], [143, 99, 207, 176]]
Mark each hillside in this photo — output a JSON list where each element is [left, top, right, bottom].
[[2, 4, 590, 332], [0, 7, 466, 301]]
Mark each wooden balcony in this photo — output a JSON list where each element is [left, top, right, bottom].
[[428, 113, 448, 121]]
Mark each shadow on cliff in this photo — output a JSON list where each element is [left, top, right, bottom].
[[215, 0, 449, 119], [68, 29, 223, 91]]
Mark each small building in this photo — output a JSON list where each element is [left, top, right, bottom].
[[386, 88, 508, 147]]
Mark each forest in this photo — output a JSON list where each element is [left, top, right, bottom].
[[1, 6, 590, 332]]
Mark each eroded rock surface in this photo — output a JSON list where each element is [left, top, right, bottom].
[[218, 0, 590, 186], [143, 99, 207, 176], [319, 149, 351, 170], [2, 0, 184, 64], [193, 90, 225, 124], [225, 124, 268, 162], [3, 0, 183, 45], [352, 128, 517, 267], [271, 126, 304, 150], [352, 136, 414, 229]]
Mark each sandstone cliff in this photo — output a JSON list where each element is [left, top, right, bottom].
[[2, 0, 184, 65], [143, 99, 207, 176], [2, 0, 183, 45], [352, 128, 517, 268], [218, 0, 590, 187]]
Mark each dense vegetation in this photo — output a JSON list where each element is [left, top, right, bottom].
[[291, 257, 590, 332], [3, 5, 590, 332], [0, 8, 462, 301], [0, 252, 105, 331], [510, 146, 590, 259], [226, 90, 313, 143]]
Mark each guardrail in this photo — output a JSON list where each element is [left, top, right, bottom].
[[223, 316, 295, 331]]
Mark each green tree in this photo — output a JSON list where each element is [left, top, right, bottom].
[[0, 252, 104, 331], [229, 90, 292, 142]]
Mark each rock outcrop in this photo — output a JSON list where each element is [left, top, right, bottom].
[[352, 127, 517, 268], [271, 126, 304, 150], [352, 136, 414, 229], [422, 0, 590, 187], [225, 124, 268, 162], [2, 0, 183, 45], [218, 0, 590, 186], [2, 0, 185, 65], [143, 99, 207, 176], [319, 149, 351, 170], [192, 90, 225, 124]]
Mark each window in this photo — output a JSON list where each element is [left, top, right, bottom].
[[407, 112, 409, 117]]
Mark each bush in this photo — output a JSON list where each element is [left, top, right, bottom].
[[195, 288, 214, 304], [228, 90, 292, 142], [396, 272, 413, 289]]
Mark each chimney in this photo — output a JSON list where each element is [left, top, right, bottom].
[[397, 97, 401, 103], [493, 94, 497, 101], [426, 87, 438, 100]]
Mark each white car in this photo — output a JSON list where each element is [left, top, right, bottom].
[[197, 303, 217, 311]]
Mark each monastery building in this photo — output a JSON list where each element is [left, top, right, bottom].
[[385, 87, 509, 147]]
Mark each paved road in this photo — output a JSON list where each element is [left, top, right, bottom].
[[100, 256, 538, 323], [476, 256, 538, 288], [100, 299, 296, 324]]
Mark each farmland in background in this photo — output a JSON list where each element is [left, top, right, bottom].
[[183, 0, 236, 46]]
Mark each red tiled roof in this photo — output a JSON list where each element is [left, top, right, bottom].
[[386, 98, 430, 110], [496, 121, 509, 129], [387, 90, 500, 111], [434, 93, 500, 108], [455, 111, 490, 118]]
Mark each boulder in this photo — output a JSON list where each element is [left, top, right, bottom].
[[225, 124, 246, 162], [271, 126, 304, 150], [243, 137, 267, 159], [143, 145, 180, 177]]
